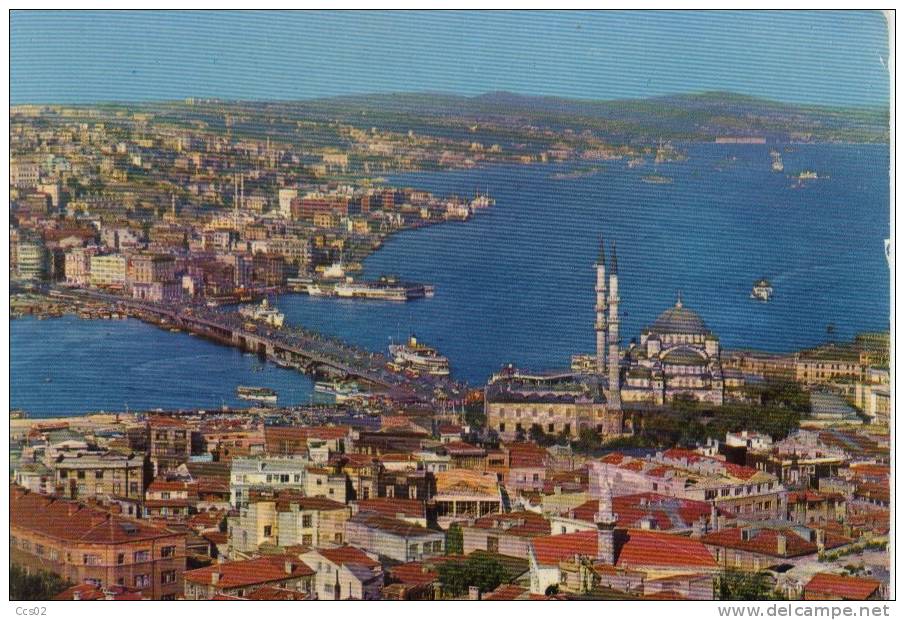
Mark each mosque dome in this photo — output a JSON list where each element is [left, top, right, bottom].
[[647, 295, 710, 336]]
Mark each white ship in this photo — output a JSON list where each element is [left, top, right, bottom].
[[751, 278, 774, 302], [770, 150, 784, 172], [469, 193, 495, 209], [321, 262, 346, 280], [238, 298, 284, 327], [389, 335, 450, 377], [306, 283, 333, 297], [236, 386, 278, 403], [314, 380, 364, 404]]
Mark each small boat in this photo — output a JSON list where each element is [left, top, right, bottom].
[[751, 278, 773, 302]]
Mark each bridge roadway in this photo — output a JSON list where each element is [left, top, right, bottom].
[[54, 288, 463, 403]]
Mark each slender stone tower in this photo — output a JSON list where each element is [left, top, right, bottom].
[[607, 241, 622, 410], [595, 479, 618, 564], [595, 238, 608, 376]]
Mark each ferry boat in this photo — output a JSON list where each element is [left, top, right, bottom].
[[308, 276, 432, 301], [770, 150, 784, 172], [335, 275, 423, 301], [238, 298, 284, 328], [469, 193, 495, 209], [314, 380, 364, 404], [751, 278, 774, 302], [389, 335, 450, 377], [306, 283, 333, 297], [641, 174, 673, 185], [236, 386, 278, 403], [321, 262, 347, 280], [797, 170, 819, 180]]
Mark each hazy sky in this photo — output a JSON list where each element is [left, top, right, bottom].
[[11, 10, 890, 107]]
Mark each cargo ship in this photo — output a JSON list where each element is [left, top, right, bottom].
[[389, 336, 450, 377], [236, 386, 278, 403], [238, 298, 284, 328]]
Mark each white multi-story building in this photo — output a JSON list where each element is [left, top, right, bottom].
[[89, 254, 127, 287], [229, 456, 310, 508]]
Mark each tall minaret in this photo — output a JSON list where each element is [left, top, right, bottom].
[[607, 241, 622, 410], [594, 238, 608, 376], [595, 479, 618, 564]]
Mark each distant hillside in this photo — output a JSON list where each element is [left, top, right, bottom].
[[277, 90, 889, 144]]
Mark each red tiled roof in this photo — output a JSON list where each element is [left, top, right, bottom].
[[184, 555, 314, 588], [616, 530, 717, 570], [470, 511, 550, 537], [54, 583, 144, 601], [804, 573, 881, 600], [203, 532, 228, 544], [662, 448, 703, 463], [317, 545, 381, 569], [389, 561, 439, 586], [355, 497, 426, 519], [569, 493, 724, 531], [147, 479, 196, 492], [444, 441, 485, 456], [531, 530, 598, 566], [244, 586, 311, 601], [11, 486, 176, 544], [505, 442, 549, 468], [787, 491, 844, 504], [701, 527, 819, 558], [483, 584, 531, 600], [723, 462, 759, 480]]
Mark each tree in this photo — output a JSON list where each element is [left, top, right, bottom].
[[445, 523, 463, 555], [716, 569, 782, 600], [436, 555, 507, 598], [436, 560, 468, 598], [575, 427, 602, 453], [463, 401, 486, 429], [10, 565, 72, 601], [529, 424, 556, 447]]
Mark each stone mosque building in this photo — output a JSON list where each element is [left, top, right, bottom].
[[485, 240, 727, 440]]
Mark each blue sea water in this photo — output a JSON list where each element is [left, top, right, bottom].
[[11, 316, 316, 417], [11, 143, 890, 416]]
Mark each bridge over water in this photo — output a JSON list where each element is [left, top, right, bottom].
[[53, 288, 464, 404]]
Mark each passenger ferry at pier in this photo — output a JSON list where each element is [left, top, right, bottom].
[[389, 335, 450, 377], [751, 278, 774, 302], [236, 386, 278, 403], [314, 380, 364, 404], [238, 298, 284, 328], [307, 276, 433, 301]]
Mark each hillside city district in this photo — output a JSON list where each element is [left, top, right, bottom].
[[8, 102, 891, 602]]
